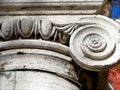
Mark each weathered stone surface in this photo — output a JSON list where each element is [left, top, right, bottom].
[[0, 19, 13, 39], [0, 0, 104, 15], [0, 71, 80, 90], [0, 42, 81, 89], [0, 72, 16, 90], [40, 20, 53, 39], [0, 53, 77, 79], [18, 18, 34, 38], [0, 0, 120, 89], [0, 40, 70, 55]]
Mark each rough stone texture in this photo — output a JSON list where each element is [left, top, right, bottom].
[[0, 15, 120, 90], [0, 0, 104, 15], [0, 40, 70, 55], [0, 52, 77, 79], [0, 0, 120, 90], [0, 71, 80, 90], [0, 45, 81, 89], [0, 72, 16, 90]]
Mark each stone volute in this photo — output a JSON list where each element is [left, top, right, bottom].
[[70, 15, 120, 71], [0, 0, 120, 89], [0, 15, 120, 90]]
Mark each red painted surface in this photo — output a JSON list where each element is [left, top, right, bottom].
[[108, 64, 120, 90]]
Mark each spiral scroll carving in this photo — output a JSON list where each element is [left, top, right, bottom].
[[0, 15, 120, 71], [80, 26, 116, 60], [70, 16, 120, 71]]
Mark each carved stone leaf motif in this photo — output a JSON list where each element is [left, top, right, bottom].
[[58, 32, 69, 44], [55, 23, 79, 44]]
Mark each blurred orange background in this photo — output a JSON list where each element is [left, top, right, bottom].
[[108, 64, 120, 90]]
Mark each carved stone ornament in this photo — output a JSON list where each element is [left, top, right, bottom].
[[0, 19, 13, 40], [0, 15, 120, 72], [70, 15, 120, 71], [1, 0, 120, 89], [0, 15, 120, 90], [0, 18, 79, 44]]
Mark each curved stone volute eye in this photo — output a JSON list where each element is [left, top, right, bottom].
[[17, 18, 34, 38], [1, 19, 13, 39], [70, 15, 120, 71]]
